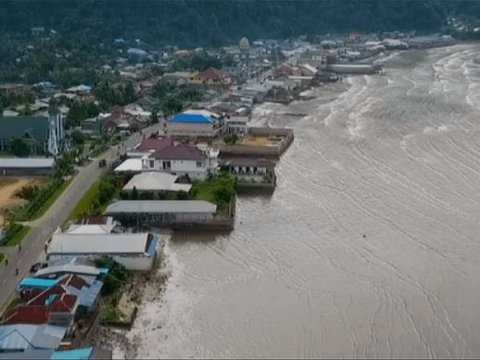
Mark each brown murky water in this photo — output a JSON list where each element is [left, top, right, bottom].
[[122, 44, 480, 358]]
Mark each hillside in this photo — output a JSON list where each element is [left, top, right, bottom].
[[0, 0, 475, 47]]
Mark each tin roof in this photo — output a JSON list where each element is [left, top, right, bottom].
[[48, 233, 151, 255], [106, 200, 217, 214], [0, 158, 55, 169], [0, 324, 67, 351]]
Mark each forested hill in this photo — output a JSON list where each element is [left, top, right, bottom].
[[0, 0, 479, 47]]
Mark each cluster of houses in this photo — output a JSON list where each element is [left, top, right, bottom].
[[0, 214, 165, 357], [0, 258, 111, 357]]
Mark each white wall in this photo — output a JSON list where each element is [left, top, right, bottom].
[[48, 254, 154, 271]]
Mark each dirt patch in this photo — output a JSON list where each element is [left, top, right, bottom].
[[0, 177, 47, 225]]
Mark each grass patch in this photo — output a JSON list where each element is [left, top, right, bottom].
[[3, 225, 30, 247], [29, 178, 73, 220], [190, 182, 216, 203], [0, 253, 4, 264], [68, 180, 102, 221]]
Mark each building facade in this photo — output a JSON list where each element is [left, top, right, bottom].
[[0, 110, 65, 156]]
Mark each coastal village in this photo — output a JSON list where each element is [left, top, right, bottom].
[[0, 30, 456, 358]]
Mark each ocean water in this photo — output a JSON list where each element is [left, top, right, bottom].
[[119, 44, 480, 359]]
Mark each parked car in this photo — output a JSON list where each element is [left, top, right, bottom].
[[29, 262, 48, 273]]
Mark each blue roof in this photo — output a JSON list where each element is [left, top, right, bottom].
[[66, 280, 102, 310], [17, 278, 58, 291], [170, 113, 216, 124], [52, 347, 93, 360], [0, 324, 67, 351]]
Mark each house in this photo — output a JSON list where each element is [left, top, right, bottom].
[[34, 264, 108, 280], [0, 158, 55, 177], [3, 292, 79, 327], [161, 72, 191, 86], [79, 117, 104, 137], [144, 142, 218, 180], [105, 200, 217, 227], [188, 72, 204, 85], [0, 324, 68, 352], [199, 68, 232, 86], [123, 172, 192, 194], [66, 216, 119, 234], [0, 346, 111, 359], [132, 137, 174, 155], [0, 111, 65, 156], [298, 64, 318, 76], [225, 116, 249, 135], [167, 110, 225, 138], [47, 233, 160, 271], [17, 279, 60, 293], [220, 157, 276, 183], [102, 106, 136, 133]]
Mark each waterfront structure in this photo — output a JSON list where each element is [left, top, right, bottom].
[[0, 346, 112, 359], [105, 200, 219, 228], [47, 233, 160, 271], [219, 157, 275, 182], [0, 111, 65, 156], [0, 158, 55, 176], [167, 110, 225, 138]]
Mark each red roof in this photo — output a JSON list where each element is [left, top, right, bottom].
[[49, 294, 78, 313], [28, 285, 67, 306], [200, 68, 228, 81], [152, 143, 205, 161], [60, 274, 88, 290], [3, 306, 49, 324], [137, 137, 174, 151]]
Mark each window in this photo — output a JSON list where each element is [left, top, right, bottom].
[[196, 161, 203, 168], [149, 160, 154, 168], [163, 161, 171, 170]]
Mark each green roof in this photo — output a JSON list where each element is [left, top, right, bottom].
[[0, 116, 49, 144]]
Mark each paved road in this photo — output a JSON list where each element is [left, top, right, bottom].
[[0, 124, 161, 312]]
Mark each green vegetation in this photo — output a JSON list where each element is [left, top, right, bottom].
[[68, 180, 101, 220], [0, 253, 5, 264], [0, 1, 461, 50], [68, 174, 122, 220], [29, 178, 72, 220], [224, 134, 239, 145], [94, 256, 129, 296], [2, 224, 30, 247], [9, 138, 31, 158], [102, 306, 121, 324], [190, 172, 236, 212], [9, 177, 71, 221]]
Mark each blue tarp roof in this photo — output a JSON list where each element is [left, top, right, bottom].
[[52, 347, 93, 360], [17, 278, 58, 291], [170, 113, 216, 124]]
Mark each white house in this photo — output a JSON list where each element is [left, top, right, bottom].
[[47, 233, 160, 271], [226, 116, 248, 135]]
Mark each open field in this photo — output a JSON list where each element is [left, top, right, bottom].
[[0, 177, 47, 225]]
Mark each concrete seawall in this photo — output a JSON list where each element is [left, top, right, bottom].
[[219, 127, 294, 159]]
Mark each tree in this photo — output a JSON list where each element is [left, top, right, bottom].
[[122, 81, 137, 104], [10, 138, 30, 157], [150, 109, 159, 124], [162, 97, 183, 117], [131, 186, 138, 200], [71, 130, 85, 145]]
